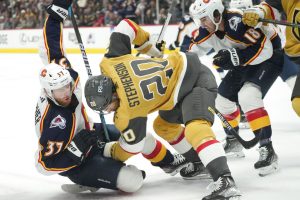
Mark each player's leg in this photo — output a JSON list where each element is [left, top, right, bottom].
[[216, 69, 245, 158], [182, 86, 241, 200], [153, 112, 210, 179], [290, 56, 300, 117], [239, 50, 282, 176], [60, 149, 144, 193]]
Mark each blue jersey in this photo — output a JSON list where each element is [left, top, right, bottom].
[[35, 17, 91, 175], [189, 9, 282, 66]]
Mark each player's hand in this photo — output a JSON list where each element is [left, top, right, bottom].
[[213, 48, 242, 70], [168, 41, 179, 50], [46, 0, 73, 22], [242, 6, 265, 28], [135, 36, 164, 58], [66, 129, 99, 164]]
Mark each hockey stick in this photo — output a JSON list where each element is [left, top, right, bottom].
[[136, 0, 177, 57], [69, 7, 110, 141], [208, 106, 259, 149], [258, 18, 300, 28]]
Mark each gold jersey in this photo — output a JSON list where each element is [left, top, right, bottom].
[[101, 52, 188, 132], [264, 0, 300, 57]]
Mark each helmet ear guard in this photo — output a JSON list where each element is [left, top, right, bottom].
[[84, 75, 115, 112]]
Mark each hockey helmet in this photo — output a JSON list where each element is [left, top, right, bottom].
[[189, 0, 224, 31], [84, 75, 115, 112], [39, 63, 72, 105]]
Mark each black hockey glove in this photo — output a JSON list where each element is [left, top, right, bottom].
[[168, 41, 179, 50], [213, 48, 243, 70], [46, 0, 73, 22], [66, 129, 98, 164]]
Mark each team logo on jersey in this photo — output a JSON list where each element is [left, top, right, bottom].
[[292, 9, 300, 41], [228, 16, 241, 31], [50, 115, 66, 129]]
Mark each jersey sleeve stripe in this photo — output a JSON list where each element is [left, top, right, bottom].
[[59, 22, 64, 57], [262, 2, 276, 20], [244, 36, 267, 65], [65, 113, 76, 148], [225, 35, 251, 46], [39, 104, 50, 134], [124, 19, 138, 36], [43, 17, 50, 63], [81, 105, 90, 130], [196, 32, 214, 44]]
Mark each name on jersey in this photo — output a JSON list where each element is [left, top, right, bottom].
[[114, 63, 140, 107]]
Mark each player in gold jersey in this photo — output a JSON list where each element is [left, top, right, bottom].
[[242, 0, 300, 117], [84, 19, 241, 200]]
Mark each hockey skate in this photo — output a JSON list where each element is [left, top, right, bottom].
[[180, 161, 211, 180], [153, 153, 190, 176], [61, 184, 99, 194], [223, 137, 245, 158], [254, 142, 278, 177], [202, 175, 241, 200]]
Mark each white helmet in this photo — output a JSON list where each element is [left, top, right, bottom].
[[189, 0, 224, 31], [39, 63, 72, 105], [229, 0, 253, 10]]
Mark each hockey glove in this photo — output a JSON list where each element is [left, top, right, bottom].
[[46, 0, 73, 22], [135, 35, 165, 58], [66, 129, 98, 164], [168, 41, 179, 50], [242, 6, 265, 29], [213, 48, 243, 70]]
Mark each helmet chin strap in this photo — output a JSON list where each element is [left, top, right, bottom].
[[213, 16, 222, 32]]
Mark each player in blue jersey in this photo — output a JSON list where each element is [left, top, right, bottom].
[[189, 0, 282, 176]]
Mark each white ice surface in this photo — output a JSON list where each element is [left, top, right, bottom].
[[0, 53, 299, 200]]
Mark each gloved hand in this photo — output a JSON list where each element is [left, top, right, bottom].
[[135, 35, 165, 58], [66, 129, 99, 164], [213, 48, 243, 70], [168, 41, 179, 50], [46, 0, 73, 22], [242, 6, 265, 29]]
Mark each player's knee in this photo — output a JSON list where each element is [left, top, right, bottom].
[[153, 115, 183, 142], [292, 97, 300, 117], [215, 94, 236, 114], [116, 165, 144, 193], [238, 82, 263, 113], [185, 120, 215, 149]]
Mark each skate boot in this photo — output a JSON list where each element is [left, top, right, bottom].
[[202, 175, 241, 200], [239, 113, 250, 129], [254, 142, 278, 176], [152, 153, 190, 176], [223, 137, 245, 158], [180, 161, 211, 180]]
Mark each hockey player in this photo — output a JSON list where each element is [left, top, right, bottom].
[[189, 0, 281, 176], [168, 14, 198, 52], [35, 0, 191, 194], [84, 18, 241, 200], [242, 0, 300, 117]]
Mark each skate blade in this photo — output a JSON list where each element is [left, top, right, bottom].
[[227, 195, 242, 200], [182, 174, 212, 180], [61, 184, 99, 194], [169, 162, 190, 176], [258, 161, 279, 177], [226, 151, 245, 159]]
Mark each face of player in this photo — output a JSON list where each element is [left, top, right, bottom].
[[52, 84, 72, 107], [103, 93, 119, 114], [200, 16, 216, 33]]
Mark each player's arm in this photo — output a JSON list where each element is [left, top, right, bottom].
[[188, 27, 215, 57], [39, 0, 73, 68], [213, 26, 273, 69], [103, 117, 147, 162], [242, 0, 283, 27], [105, 19, 163, 58]]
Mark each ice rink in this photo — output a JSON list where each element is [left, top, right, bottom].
[[0, 53, 299, 200]]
